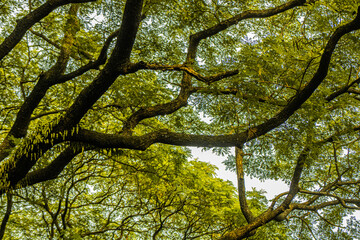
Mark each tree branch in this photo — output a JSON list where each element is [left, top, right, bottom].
[[29, 28, 93, 60], [326, 77, 360, 102], [0, 4, 82, 163], [66, 121, 360, 154], [139, 62, 239, 84], [0, 0, 96, 61], [235, 147, 255, 224], [15, 144, 89, 188], [8, 4, 80, 139], [55, 0, 144, 130], [0, 193, 12, 240], [293, 198, 360, 211], [57, 28, 121, 83], [186, 0, 306, 61], [190, 87, 287, 106], [280, 148, 308, 207], [271, 147, 309, 222], [242, 6, 360, 142], [70, 128, 246, 150], [0, 0, 145, 190], [120, 0, 306, 135]]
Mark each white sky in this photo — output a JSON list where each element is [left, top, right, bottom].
[[191, 147, 360, 222], [190, 147, 289, 200]]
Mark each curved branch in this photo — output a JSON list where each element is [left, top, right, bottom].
[[121, 86, 191, 133], [313, 210, 345, 229], [0, 193, 12, 240], [0, 0, 96, 61], [186, 0, 306, 61], [0, 0, 145, 190], [242, 6, 360, 142], [0, 4, 82, 163], [8, 4, 81, 139], [270, 191, 289, 209], [235, 147, 255, 223]]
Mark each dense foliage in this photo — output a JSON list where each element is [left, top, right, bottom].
[[1, 0, 360, 239]]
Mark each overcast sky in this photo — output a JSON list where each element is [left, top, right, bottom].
[[190, 147, 289, 200], [191, 147, 360, 221]]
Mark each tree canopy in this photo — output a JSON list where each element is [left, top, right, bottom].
[[1, 0, 360, 239]]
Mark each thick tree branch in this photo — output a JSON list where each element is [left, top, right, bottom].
[[242, 7, 360, 142], [0, 0, 145, 190], [65, 121, 360, 153], [106, 0, 144, 65], [235, 147, 255, 224], [8, 4, 80, 139], [70, 128, 245, 150], [55, 0, 144, 130], [0, 4, 82, 163], [0, 0, 96, 61], [120, 0, 306, 135], [7, 107, 360, 194], [15, 145, 87, 188]]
